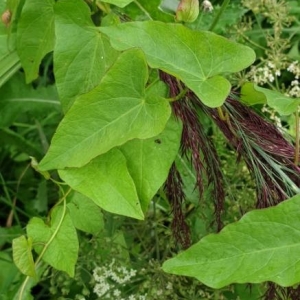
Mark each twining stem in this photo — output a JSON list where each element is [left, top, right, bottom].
[[167, 87, 189, 102], [6, 163, 30, 227], [217, 106, 227, 121], [209, 0, 230, 31], [295, 107, 300, 165], [18, 188, 72, 300]]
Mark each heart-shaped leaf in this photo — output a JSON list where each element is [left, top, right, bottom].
[[120, 111, 182, 212], [59, 149, 143, 220], [27, 206, 78, 277], [67, 192, 104, 234], [163, 194, 300, 288], [39, 49, 171, 170], [100, 21, 255, 107], [54, 0, 119, 111], [12, 235, 36, 278], [17, 0, 55, 83], [241, 82, 300, 115]]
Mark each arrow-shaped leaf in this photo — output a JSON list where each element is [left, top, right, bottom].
[[100, 21, 255, 107], [241, 82, 300, 115], [67, 192, 104, 234], [59, 149, 143, 220], [120, 106, 182, 212], [17, 0, 55, 83], [163, 194, 300, 288], [12, 235, 36, 278], [27, 206, 78, 277], [54, 0, 119, 111], [39, 49, 171, 170]]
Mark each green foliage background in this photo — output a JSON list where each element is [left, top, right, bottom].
[[0, 0, 300, 299]]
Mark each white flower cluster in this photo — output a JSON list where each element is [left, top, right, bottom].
[[248, 61, 281, 85], [261, 105, 282, 129], [92, 259, 146, 300], [287, 61, 300, 98]]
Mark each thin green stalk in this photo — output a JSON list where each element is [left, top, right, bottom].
[[295, 107, 300, 166], [209, 0, 230, 31], [134, 1, 153, 20], [153, 199, 160, 261], [167, 87, 189, 102], [18, 188, 72, 300]]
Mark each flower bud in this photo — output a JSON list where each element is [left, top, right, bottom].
[[176, 0, 199, 23], [1, 9, 11, 27]]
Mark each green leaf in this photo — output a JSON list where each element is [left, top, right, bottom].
[[163, 194, 300, 288], [124, 0, 174, 22], [0, 252, 20, 297], [39, 49, 171, 170], [54, 0, 119, 112], [27, 206, 78, 277], [12, 235, 36, 278], [100, 21, 255, 107], [67, 192, 104, 234], [240, 82, 266, 105], [0, 46, 21, 88], [241, 82, 300, 115], [101, 0, 134, 7], [59, 149, 143, 220], [17, 0, 55, 83], [0, 72, 60, 128], [120, 113, 182, 212]]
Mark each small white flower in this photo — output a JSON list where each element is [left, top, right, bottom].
[[202, 0, 213, 12], [166, 282, 173, 290], [275, 70, 281, 76], [93, 282, 110, 297], [113, 289, 121, 297], [287, 61, 298, 73]]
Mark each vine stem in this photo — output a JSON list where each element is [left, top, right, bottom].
[[167, 87, 189, 102], [18, 188, 72, 300], [295, 107, 300, 165], [209, 0, 230, 31]]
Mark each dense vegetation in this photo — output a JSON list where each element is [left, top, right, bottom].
[[1, 0, 300, 299]]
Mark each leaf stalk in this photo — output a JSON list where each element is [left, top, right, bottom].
[[18, 188, 72, 300]]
